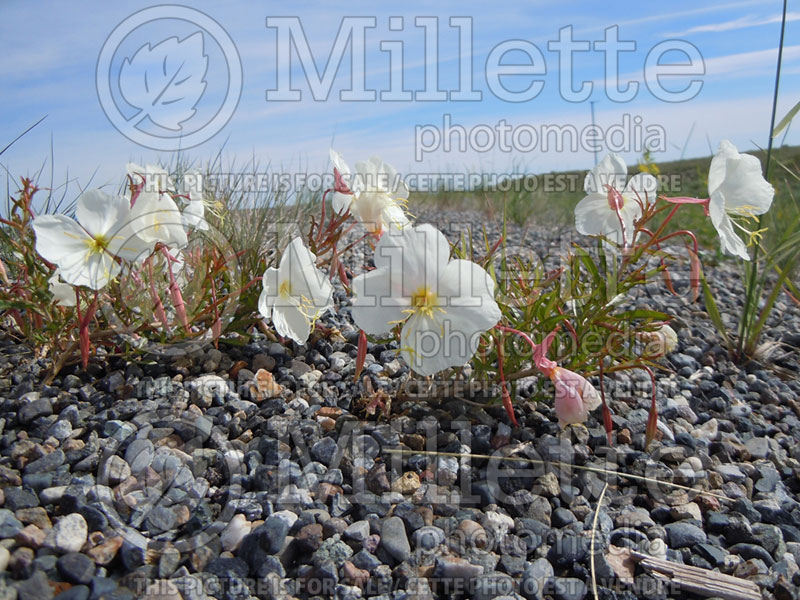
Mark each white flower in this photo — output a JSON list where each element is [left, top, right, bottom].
[[32, 189, 149, 290], [258, 237, 334, 345], [127, 163, 174, 195], [48, 270, 76, 307], [329, 149, 410, 233], [180, 170, 209, 231], [128, 190, 189, 250], [350, 224, 501, 376], [575, 153, 657, 247], [707, 140, 774, 260]]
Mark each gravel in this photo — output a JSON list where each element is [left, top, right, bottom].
[[0, 210, 798, 599]]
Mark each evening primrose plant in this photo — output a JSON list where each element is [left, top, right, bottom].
[[1, 135, 788, 438], [0, 166, 250, 376]]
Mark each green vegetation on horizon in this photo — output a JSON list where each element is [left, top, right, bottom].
[[409, 145, 800, 257]]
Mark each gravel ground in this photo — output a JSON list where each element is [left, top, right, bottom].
[[0, 210, 799, 600]]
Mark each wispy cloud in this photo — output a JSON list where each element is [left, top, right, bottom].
[[664, 12, 800, 37], [601, 45, 800, 90]]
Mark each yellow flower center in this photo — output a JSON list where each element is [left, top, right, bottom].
[[279, 280, 292, 298], [408, 285, 442, 319], [86, 234, 110, 255]]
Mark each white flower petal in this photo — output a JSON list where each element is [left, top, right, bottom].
[[373, 223, 450, 294], [584, 153, 627, 194], [400, 312, 450, 376], [258, 267, 280, 320], [329, 149, 351, 177], [708, 140, 739, 195], [351, 192, 391, 232], [709, 192, 750, 260], [438, 259, 499, 314], [278, 238, 333, 316], [76, 189, 129, 239], [350, 268, 408, 335], [128, 191, 188, 248], [181, 170, 204, 201], [33, 215, 92, 264], [127, 163, 174, 193], [273, 304, 312, 345], [575, 194, 621, 241], [714, 153, 773, 215], [183, 200, 209, 231], [624, 173, 658, 205], [49, 273, 76, 307], [400, 306, 494, 377], [332, 192, 353, 215], [82, 251, 121, 290]]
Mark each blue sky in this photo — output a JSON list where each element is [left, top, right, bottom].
[[1, 0, 798, 197]]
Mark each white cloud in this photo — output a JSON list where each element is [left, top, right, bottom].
[[594, 45, 800, 91], [664, 12, 800, 37]]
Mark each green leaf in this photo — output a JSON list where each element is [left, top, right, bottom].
[[772, 99, 800, 138], [619, 308, 672, 321]]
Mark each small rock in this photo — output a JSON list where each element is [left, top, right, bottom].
[[57, 552, 95, 584], [692, 418, 718, 442], [547, 534, 587, 568], [0, 509, 23, 538], [15, 524, 46, 548], [220, 514, 251, 552], [412, 526, 446, 550], [432, 555, 484, 587], [296, 523, 324, 552], [670, 503, 702, 522], [472, 572, 515, 600], [665, 522, 707, 548], [617, 428, 632, 444], [344, 521, 371, 544], [456, 519, 489, 549], [99, 455, 131, 486], [536, 472, 560, 498], [45, 513, 88, 553], [19, 397, 53, 425], [16, 570, 54, 600], [86, 536, 123, 565], [521, 558, 554, 600], [744, 437, 770, 460], [261, 514, 291, 554], [16, 507, 51, 529], [391, 471, 420, 495], [715, 464, 746, 483], [553, 577, 587, 600], [125, 439, 155, 474], [482, 511, 514, 543], [380, 517, 410, 562]]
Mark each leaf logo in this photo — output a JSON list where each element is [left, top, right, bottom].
[[119, 32, 208, 131]]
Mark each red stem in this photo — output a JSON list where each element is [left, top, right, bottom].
[[493, 333, 518, 427]]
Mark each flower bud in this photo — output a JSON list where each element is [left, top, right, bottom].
[[550, 367, 601, 429], [638, 324, 677, 356]]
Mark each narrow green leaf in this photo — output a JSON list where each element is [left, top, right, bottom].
[[772, 98, 800, 137]]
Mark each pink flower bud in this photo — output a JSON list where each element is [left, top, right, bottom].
[[550, 367, 601, 429]]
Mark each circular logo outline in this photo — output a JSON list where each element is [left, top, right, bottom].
[[96, 5, 243, 151]]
